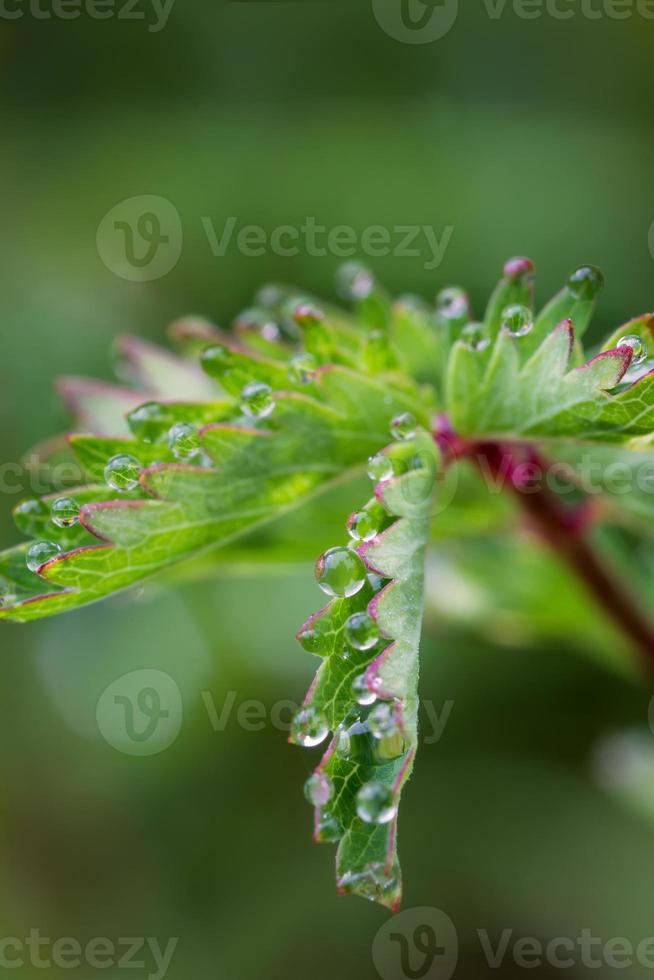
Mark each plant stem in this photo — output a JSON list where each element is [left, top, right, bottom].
[[432, 415, 654, 671]]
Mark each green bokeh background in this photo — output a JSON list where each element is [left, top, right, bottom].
[[2, 2, 654, 977]]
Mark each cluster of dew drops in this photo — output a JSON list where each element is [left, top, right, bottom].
[[292, 409, 422, 831]]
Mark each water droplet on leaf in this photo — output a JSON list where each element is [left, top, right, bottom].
[[501, 304, 533, 338], [368, 702, 398, 739], [436, 286, 469, 321], [200, 344, 234, 378], [617, 334, 647, 367], [567, 265, 604, 301], [167, 422, 201, 460], [241, 381, 275, 419], [288, 352, 317, 384], [304, 772, 334, 806], [462, 322, 491, 352], [127, 402, 169, 443], [291, 706, 329, 748], [51, 497, 80, 528], [338, 861, 399, 902], [104, 454, 141, 492], [26, 540, 62, 573], [345, 612, 379, 651], [317, 811, 342, 842], [336, 262, 375, 301], [315, 547, 366, 598], [356, 781, 397, 825], [297, 627, 320, 653], [367, 452, 395, 483], [347, 509, 380, 543], [390, 412, 418, 441], [352, 673, 376, 707]]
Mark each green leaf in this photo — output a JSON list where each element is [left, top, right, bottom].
[[294, 433, 438, 910]]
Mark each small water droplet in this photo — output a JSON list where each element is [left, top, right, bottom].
[[51, 497, 80, 529], [200, 344, 234, 378], [14, 499, 50, 538], [167, 422, 201, 460], [351, 673, 376, 707], [390, 412, 418, 441], [304, 772, 334, 806], [288, 352, 317, 385], [347, 509, 380, 543], [297, 627, 320, 653], [316, 811, 342, 842], [567, 265, 604, 301], [26, 540, 62, 573], [462, 322, 491, 352], [338, 861, 399, 902], [104, 454, 141, 492], [368, 702, 398, 739], [345, 612, 379, 651], [436, 286, 469, 321], [617, 334, 647, 367], [501, 304, 533, 338], [356, 781, 397, 825], [335, 720, 377, 764], [367, 572, 386, 593], [292, 303, 325, 329], [241, 381, 275, 419], [336, 262, 375, 301], [367, 452, 395, 483], [315, 547, 366, 598], [127, 402, 169, 443], [291, 706, 329, 748]]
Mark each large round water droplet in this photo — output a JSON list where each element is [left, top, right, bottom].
[[367, 453, 395, 483], [291, 706, 329, 748], [368, 702, 398, 739], [336, 262, 375, 301], [347, 509, 380, 543], [351, 673, 376, 707], [200, 344, 234, 378], [51, 497, 80, 529], [390, 412, 418, 442], [356, 781, 397, 825], [26, 540, 62, 573], [241, 381, 275, 419], [335, 720, 377, 765], [128, 402, 169, 444], [167, 422, 201, 461], [104, 454, 141, 492], [617, 334, 647, 367], [345, 612, 379, 651], [316, 811, 342, 842], [14, 499, 50, 538], [501, 304, 533, 338], [315, 547, 366, 598], [462, 322, 491, 352], [436, 286, 468, 321], [304, 772, 334, 806], [567, 265, 604, 301], [288, 352, 317, 385], [297, 627, 321, 653]]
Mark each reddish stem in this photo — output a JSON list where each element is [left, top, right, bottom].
[[430, 414, 654, 672]]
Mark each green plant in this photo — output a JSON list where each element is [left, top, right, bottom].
[[2, 258, 653, 910]]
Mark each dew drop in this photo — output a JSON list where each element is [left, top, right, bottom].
[[297, 627, 320, 653], [567, 265, 604, 301], [304, 772, 334, 806], [347, 509, 379, 543], [241, 381, 275, 420], [338, 861, 399, 902], [127, 402, 169, 444], [14, 498, 50, 538], [368, 702, 398, 740], [345, 612, 379, 651], [351, 673, 376, 707], [167, 422, 201, 461], [316, 811, 342, 843], [367, 573, 386, 593], [291, 706, 329, 748], [462, 322, 491, 352], [436, 286, 469, 321], [315, 547, 366, 598], [335, 720, 377, 764], [501, 304, 533, 338], [200, 344, 234, 378], [617, 334, 647, 367], [390, 412, 418, 442], [104, 454, 141, 492], [356, 781, 397, 825], [367, 452, 395, 483], [51, 497, 80, 529], [26, 540, 62, 573], [288, 352, 317, 385], [292, 303, 325, 329], [336, 262, 375, 301]]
